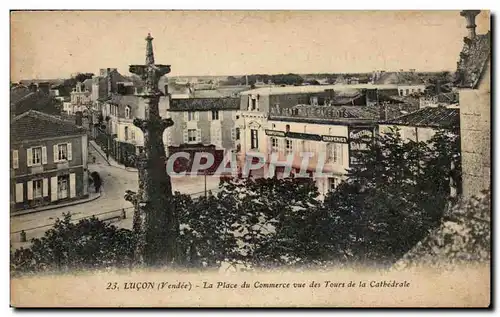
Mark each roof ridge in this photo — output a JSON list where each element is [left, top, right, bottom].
[[12, 109, 79, 128]]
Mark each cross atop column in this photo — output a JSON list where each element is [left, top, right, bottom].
[[129, 33, 171, 96]]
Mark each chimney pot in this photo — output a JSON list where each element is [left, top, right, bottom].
[[460, 10, 481, 39]]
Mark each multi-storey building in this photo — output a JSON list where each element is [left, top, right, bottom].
[[167, 97, 240, 151], [237, 84, 419, 188], [10, 110, 89, 212], [100, 93, 169, 165], [69, 81, 92, 115], [258, 105, 380, 195]]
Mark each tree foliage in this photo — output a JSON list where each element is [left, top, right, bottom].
[[11, 213, 135, 275]]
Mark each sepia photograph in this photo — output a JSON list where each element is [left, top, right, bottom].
[[8, 9, 491, 308]]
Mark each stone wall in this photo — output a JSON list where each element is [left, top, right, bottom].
[[459, 59, 491, 198]]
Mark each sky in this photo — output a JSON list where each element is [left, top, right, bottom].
[[10, 10, 490, 81]]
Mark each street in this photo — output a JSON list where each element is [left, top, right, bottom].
[[10, 143, 222, 250]]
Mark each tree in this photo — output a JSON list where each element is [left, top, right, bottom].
[[323, 127, 462, 265], [11, 213, 136, 275]]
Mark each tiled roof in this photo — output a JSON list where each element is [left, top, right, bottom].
[[10, 90, 60, 116], [383, 106, 459, 129], [11, 110, 86, 142], [169, 97, 240, 111], [455, 32, 491, 88]]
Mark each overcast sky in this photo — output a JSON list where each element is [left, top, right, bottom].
[[10, 10, 490, 81]]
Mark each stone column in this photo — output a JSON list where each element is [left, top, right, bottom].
[[129, 34, 178, 266]]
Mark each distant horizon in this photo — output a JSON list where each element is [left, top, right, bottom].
[[14, 69, 455, 83]]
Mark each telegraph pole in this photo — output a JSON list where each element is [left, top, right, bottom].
[[129, 33, 177, 266]]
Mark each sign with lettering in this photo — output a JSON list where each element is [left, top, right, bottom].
[[321, 135, 348, 143], [348, 126, 375, 166], [286, 132, 322, 141], [265, 130, 286, 137]]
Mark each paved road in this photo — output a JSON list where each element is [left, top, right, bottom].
[[10, 144, 221, 250]]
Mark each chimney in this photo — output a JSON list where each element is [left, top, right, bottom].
[[107, 68, 112, 97], [460, 10, 481, 39]]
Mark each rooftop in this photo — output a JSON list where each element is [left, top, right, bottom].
[[382, 106, 459, 129], [373, 71, 425, 85], [11, 110, 86, 142], [239, 84, 401, 96]]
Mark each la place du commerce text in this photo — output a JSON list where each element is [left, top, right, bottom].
[[164, 151, 341, 178]]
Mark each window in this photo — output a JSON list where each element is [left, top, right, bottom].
[[271, 137, 279, 152], [251, 99, 257, 111], [329, 178, 340, 192], [32, 147, 42, 165], [235, 128, 240, 140], [125, 106, 131, 119], [131, 129, 135, 140], [57, 144, 68, 161], [187, 111, 195, 121], [329, 143, 343, 164], [285, 124, 290, 133], [286, 139, 293, 154], [188, 129, 197, 142], [124, 126, 129, 141], [405, 89, 409, 96], [58, 175, 69, 200], [211, 110, 219, 120], [250, 129, 259, 149], [33, 179, 43, 199], [310, 96, 318, 105]]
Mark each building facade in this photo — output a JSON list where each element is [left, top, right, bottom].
[[167, 97, 240, 152], [237, 84, 418, 195], [10, 110, 89, 212]]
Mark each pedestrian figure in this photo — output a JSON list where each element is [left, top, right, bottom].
[[90, 171, 102, 193]]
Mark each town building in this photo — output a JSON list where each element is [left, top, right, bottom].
[[69, 81, 92, 115], [455, 10, 491, 198], [10, 110, 89, 212], [167, 97, 240, 166], [371, 70, 427, 97], [236, 84, 418, 195], [99, 93, 169, 166], [265, 105, 379, 194]]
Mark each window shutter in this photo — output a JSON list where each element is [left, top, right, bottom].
[[12, 150, 18, 169], [51, 177, 58, 202], [27, 180, 33, 200], [231, 128, 236, 140], [43, 178, 49, 197], [42, 146, 47, 164], [196, 129, 201, 143], [15, 183, 23, 203], [195, 112, 200, 121], [69, 173, 76, 198], [183, 130, 189, 143], [337, 144, 343, 164], [27, 148, 33, 167], [53, 145, 58, 163], [67, 143, 72, 161]]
